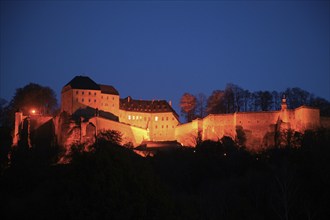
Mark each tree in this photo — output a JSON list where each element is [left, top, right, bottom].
[[242, 90, 251, 112], [195, 93, 207, 118], [284, 87, 311, 109], [272, 91, 281, 111], [254, 91, 273, 111], [206, 90, 226, 114], [180, 93, 197, 122], [310, 96, 330, 116], [9, 83, 58, 116]]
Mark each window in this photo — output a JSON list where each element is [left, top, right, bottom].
[[94, 92, 96, 96], [112, 104, 114, 107], [155, 125, 158, 129], [89, 99, 91, 102], [101, 96, 103, 99], [82, 98, 84, 102], [128, 115, 131, 120], [166, 117, 168, 121], [155, 116, 158, 121], [82, 91, 84, 95], [172, 117, 174, 120], [172, 125, 174, 128], [89, 92, 91, 95], [76, 98, 78, 102], [107, 96, 109, 100], [76, 91, 78, 95], [94, 99, 96, 102], [112, 97, 114, 100], [162, 125, 164, 128], [144, 117, 146, 121], [166, 125, 168, 128], [162, 117, 164, 121]]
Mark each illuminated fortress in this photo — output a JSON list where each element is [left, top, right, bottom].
[[13, 76, 321, 152], [60, 76, 320, 151]]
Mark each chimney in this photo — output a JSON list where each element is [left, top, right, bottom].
[[169, 100, 172, 107], [128, 96, 131, 103]]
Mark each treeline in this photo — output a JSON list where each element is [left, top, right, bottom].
[[1, 128, 330, 219], [180, 84, 330, 122]]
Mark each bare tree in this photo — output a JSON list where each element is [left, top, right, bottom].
[[180, 93, 197, 122], [195, 93, 207, 118]]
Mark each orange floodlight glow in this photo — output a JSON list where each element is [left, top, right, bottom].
[[31, 109, 36, 115]]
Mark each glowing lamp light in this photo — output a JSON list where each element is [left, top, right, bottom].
[[31, 109, 36, 115]]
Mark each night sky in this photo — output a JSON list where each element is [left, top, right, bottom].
[[1, 1, 329, 114]]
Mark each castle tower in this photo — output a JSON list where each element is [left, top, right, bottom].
[[281, 95, 287, 110]]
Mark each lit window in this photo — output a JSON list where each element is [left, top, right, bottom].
[[155, 116, 158, 121], [133, 116, 135, 120], [128, 115, 131, 120]]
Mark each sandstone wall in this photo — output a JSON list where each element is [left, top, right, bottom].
[[89, 117, 149, 147]]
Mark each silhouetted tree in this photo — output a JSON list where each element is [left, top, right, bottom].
[[180, 93, 197, 122], [207, 90, 226, 114], [310, 96, 330, 116], [97, 129, 122, 145], [7, 83, 58, 127], [255, 91, 273, 111], [195, 93, 207, 118], [272, 91, 281, 110], [284, 87, 311, 109], [225, 83, 245, 112]]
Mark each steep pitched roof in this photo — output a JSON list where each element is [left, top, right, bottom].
[[120, 97, 179, 119], [64, 76, 100, 90], [99, 84, 119, 95]]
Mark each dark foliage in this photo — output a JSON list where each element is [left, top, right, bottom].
[[1, 130, 330, 219]]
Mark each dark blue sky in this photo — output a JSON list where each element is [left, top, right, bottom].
[[1, 0, 329, 114]]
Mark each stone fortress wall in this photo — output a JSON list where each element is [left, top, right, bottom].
[[12, 76, 323, 151]]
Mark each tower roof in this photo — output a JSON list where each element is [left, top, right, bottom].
[[64, 76, 100, 90], [99, 84, 119, 95]]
